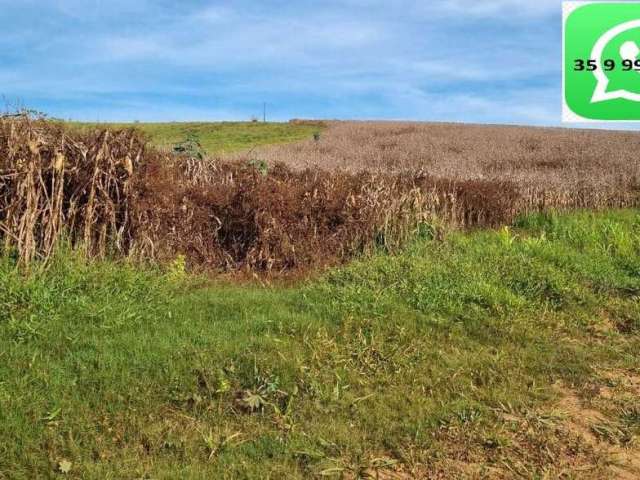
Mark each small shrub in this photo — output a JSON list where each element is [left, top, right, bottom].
[[173, 132, 206, 161], [247, 158, 269, 176]]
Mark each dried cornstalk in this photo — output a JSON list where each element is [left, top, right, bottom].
[[0, 117, 143, 267]]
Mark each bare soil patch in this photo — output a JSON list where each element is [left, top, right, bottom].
[[555, 380, 640, 480]]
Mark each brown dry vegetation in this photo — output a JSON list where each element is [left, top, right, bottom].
[[0, 118, 145, 266], [0, 117, 437, 271], [228, 120, 640, 209], [1, 117, 640, 272], [136, 163, 434, 271]]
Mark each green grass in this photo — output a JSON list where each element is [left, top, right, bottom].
[[1, 210, 639, 478], [70, 121, 324, 153]]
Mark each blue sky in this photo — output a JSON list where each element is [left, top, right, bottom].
[[1, 0, 564, 123]]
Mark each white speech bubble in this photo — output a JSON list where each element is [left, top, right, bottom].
[[591, 19, 640, 103]]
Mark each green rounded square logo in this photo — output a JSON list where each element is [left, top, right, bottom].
[[564, 1, 640, 121]]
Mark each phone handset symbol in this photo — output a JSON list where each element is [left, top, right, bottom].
[[620, 40, 640, 73]]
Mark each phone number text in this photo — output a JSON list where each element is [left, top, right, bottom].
[[573, 59, 640, 71]]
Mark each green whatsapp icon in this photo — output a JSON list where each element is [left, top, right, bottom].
[[564, 2, 640, 121]]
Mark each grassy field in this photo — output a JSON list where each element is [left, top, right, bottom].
[[1, 210, 639, 478], [71, 121, 324, 153]]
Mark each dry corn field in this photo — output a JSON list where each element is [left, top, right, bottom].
[[2, 117, 640, 272], [229, 121, 640, 207]]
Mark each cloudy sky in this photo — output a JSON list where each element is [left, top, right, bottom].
[[0, 0, 564, 123]]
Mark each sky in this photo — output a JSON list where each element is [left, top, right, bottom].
[[0, 0, 568, 124]]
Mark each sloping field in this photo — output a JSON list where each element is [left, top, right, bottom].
[[1, 210, 639, 478], [228, 121, 640, 210], [231, 121, 640, 179], [72, 121, 324, 153]]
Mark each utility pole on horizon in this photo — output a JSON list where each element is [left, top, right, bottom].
[[263, 102, 266, 123]]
